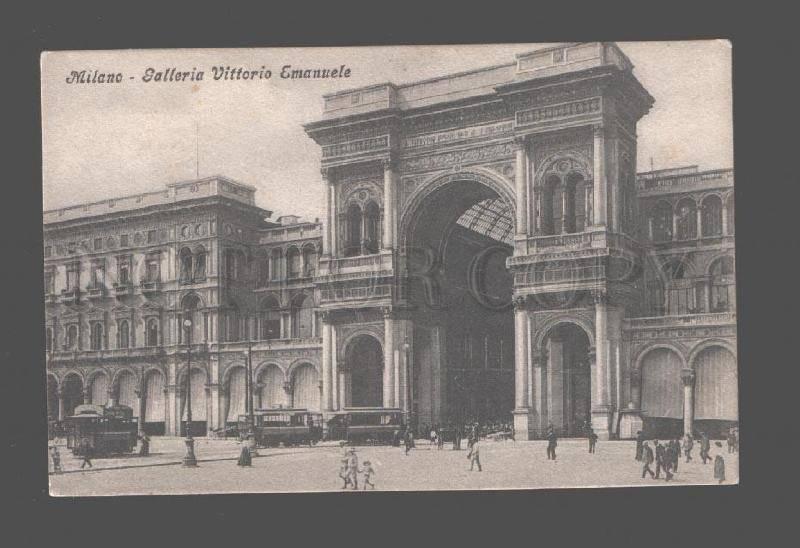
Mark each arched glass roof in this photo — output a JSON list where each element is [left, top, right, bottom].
[[455, 198, 513, 246]]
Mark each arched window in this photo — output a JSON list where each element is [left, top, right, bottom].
[[701, 195, 723, 237], [651, 201, 673, 242], [179, 248, 193, 284], [291, 294, 314, 339], [675, 198, 697, 240], [726, 194, 735, 235], [90, 322, 103, 350], [540, 175, 560, 235], [662, 260, 696, 315], [45, 327, 53, 352], [118, 320, 130, 349], [181, 293, 202, 343], [193, 246, 206, 281], [146, 319, 159, 347], [257, 253, 269, 287], [710, 256, 736, 312], [67, 325, 78, 350], [287, 247, 302, 279], [345, 203, 363, 257], [227, 303, 240, 342], [270, 249, 282, 281], [259, 296, 281, 340], [302, 244, 317, 277], [224, 249, 236, 280], [364, 201, 381, 254], [563, 173, 586, 233]]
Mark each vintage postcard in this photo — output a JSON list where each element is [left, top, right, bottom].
[[42, 41, 736, 495]]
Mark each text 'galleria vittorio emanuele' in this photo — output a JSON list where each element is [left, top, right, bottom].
[[44, 42, 737, 441]]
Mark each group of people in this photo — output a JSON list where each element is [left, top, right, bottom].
[[338, 446, 376, 489], [636, 429, 731, 483]]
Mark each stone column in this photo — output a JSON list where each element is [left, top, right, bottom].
[[696, 206, 703, 239], [547, 337, 564, 432], [721, 203, 729, 236], [383, 309, 395, 408], [681, 368, 696, 437], [329, 180, 338, 256], [513, 297, 529, 409], [591, 289, 612, 439], [134, 388, 144, 436], [57, 389, 64, 421], [82, 387, 90, 406], [514, 136, 528, 236], [532, 351, 547, 437], [218, 387, 228, 427], [382, 158, 395, 250], [107, 389, 118, 408], [321, 312, 333, 412], [592, 125, 607, 227], [322, 169, 331, 255], [331, 326, 339, 410]]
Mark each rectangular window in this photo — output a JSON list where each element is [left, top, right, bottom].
[[120, 234, 129, 247], [44, 271, 55, 295], [44, 246, 52, 258], [66, 263, 80, 290], [145, 253, 161, 282], [91, 262, 105, 287], [94, 238, 102, 251], [116, 255, 131, 285], [147, 230, 156, 243]]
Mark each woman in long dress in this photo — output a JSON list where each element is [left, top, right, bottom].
[[237, 441, 252, 467]]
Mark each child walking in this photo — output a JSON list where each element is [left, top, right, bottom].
[[361, 460, 376, 490]]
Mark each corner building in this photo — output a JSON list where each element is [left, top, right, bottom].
[[45, 42, 737, 441]]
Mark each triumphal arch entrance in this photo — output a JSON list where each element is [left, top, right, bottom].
[[305, 42, 653, 439]]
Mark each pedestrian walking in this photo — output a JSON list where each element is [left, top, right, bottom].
[[237, 440, 252, 467], [79, 438, 93, 469], [654, 440, 669, 480], [50, 446, 62, 474], [641, 441, 655, 479], [404, 428, 414, 456], [635, 430, 644, 461], [138, 433, 150, 457], [714, 452, 726, 484], [683, 432, 694, 463], [588, 427, 598, 454], [546, 424, 557, 461], [727, 428, 736, 454], [467, 438, 482, 471], [348, 448, 359, 490], [361, 460, 376, 490], [339, 453, 352, 489], [430, 427, 437, 447], [699, 432, 711, 464]]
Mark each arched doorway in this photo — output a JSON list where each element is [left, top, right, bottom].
[[345, 335, 383, 407], [639, 347, 683, 438], [180, 368, 207, 436], [258, 365, 285, 410], [693, 345, 738, 437], [403, 174, 515, 426], [89, 372, 109, 406], [115, 370, 138, 414], [62, 373, 84, 417], [542, 323, 591, 436], [225, 366, 247, 425], [143, 369, 166, 435], [47, 376, 59, 421], [292, 363, 320, 411]]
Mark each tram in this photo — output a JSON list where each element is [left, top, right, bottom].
[[242, 408, 324, 447], [64, 404, 138, 456], [326, 408, 404, 445]]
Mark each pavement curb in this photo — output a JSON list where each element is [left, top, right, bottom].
[[49, 451, 292, 475]]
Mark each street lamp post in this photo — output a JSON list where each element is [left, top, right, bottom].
[[182, 319, 198, 467], [245, 338, 258, 456], [403, 337, 413, 431]]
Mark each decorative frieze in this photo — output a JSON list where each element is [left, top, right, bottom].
[[402, 120, 513, 150], [516, 97, 601, 128], [398, 141, 515, 174], [321, 135, 390, 159]]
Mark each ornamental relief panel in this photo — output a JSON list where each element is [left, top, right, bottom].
[[398, 141, 515, 174], [339, 180, 383, 209], [402, 102, 509, 137], [336, 322, 384, 363], [399, 172, 444, 212], [627, 325, 737, 342]]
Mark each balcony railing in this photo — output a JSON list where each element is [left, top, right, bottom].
[[320, 283, 394, 303], [86, 284, 106, 299], [60, 288, 80, 304], [636, 168, 734, 191], [140, 280, 161, 293], [625, 312, 737, 330], [327, 253, 385, 271], [514, 265, 605, 286], [113, 282, 134, 298]]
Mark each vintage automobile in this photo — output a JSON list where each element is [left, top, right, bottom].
[[64, 404, 138, 456], [243, 409, 324, 447], [326, 408, 404, 445]]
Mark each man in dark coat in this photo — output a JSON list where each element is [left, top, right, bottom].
[[654, 440, 671, 480], [546, 425, 557, 461], [700, 432, 712, 464], [79, 438, 93, 469], [237, 440, 252, 467], [683, 432, 694, 463], [588, 427, 598, 454], [138, 433, 150, 457], [714, 453, 726, 483], [635, 430, 644, 461], [670, 439, 680, 472], [404, 427, 414, 456], [641, 442, 655, 479]]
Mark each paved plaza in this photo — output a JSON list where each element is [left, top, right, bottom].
[[49, 437, 738, 495]]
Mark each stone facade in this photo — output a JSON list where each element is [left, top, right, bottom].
[[45, 42, 737, 441]]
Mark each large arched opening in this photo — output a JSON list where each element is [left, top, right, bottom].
[[62, 373, 84, 418], [541, 323, 592, 436], [143, 369, 166, 435], [693, 345, 738, 437], [88, 371, 109, 406], [180, 368, 207, 436], [639, 347, 684, 438], [291, 363, 320, 411], [344, 335, 383, 407], [225, 366, 247, 426], [257, 364, 285, 410], [402, 174, 515, 426]]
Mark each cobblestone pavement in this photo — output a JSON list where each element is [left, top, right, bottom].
[[49, 438, 738, 496]]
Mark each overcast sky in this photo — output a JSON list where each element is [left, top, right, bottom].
[[42, 41, 732, 221]]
